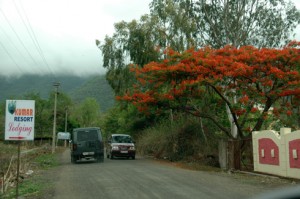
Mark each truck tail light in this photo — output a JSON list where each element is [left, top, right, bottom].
[[73, 144, 77, 151]]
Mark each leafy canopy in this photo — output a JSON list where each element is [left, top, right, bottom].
[[117, 42, 300, 138]]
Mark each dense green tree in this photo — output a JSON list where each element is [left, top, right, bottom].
[[23, 92, 53, 138], [97, 0, 300, 95], [70, 98, 101, 128], [96, 15, 162, 95], [100, 103, 158, 139], [150, 0, 200, 50], [118, 43, 300, 138], [47, 91, 74, 133], [191, 0, 300, 48], [149, 0, 300, 138]]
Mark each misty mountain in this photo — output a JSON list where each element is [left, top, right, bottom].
[[0, 74, 115, 112], [69, 75, 115, 111]]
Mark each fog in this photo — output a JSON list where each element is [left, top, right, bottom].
[[0, 0, 152, 77]]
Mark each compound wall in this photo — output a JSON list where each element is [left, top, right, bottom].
[[252, 128, 300, 179]]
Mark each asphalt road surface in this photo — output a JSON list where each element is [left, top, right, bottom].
[[50, 149, 290, 199]]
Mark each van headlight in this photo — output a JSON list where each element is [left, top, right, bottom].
[[112, 146, 119, 150]]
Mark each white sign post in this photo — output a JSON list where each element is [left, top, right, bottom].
[[5, 100, 35, 141], [4, 100, 35, 198]]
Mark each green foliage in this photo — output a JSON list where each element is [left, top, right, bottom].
[[150, 0, 200, 50], [96, 0, 300, 141], [100, 103, 155, 139], [69, 75, 115, 112], [0, 74, 115, 113], [70, 97, 101, 128], [171, 0, 300, 48], [22, 92, 53, 138], [0, 74, 87, 101], [0, 74, 114, 139], [49, 92, 74, 133], [0, 148, 58, 199], [96, 0, 300, 95], [34, 153, 59, 169], [137, 114, 224, 162]]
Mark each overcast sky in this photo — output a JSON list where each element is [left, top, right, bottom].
[[0, 0, 299, 78], [0, 0, 152, 77]]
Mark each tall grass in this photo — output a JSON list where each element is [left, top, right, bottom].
[[137, 114, 221, 163]]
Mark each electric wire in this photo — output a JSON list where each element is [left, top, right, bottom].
[[14, 0, 55, 76], [11, 0, 44, 71], [0, 39, 24, 73], [0, 24, 31, 64], [0, 7, 44, 74]]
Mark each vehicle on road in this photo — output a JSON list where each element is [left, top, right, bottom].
[[70, 127, 104, 163], [106, 134, 136, 159]]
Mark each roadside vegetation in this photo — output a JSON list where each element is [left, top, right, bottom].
[[0, 143, 60, 199], [137, 114, 221, 166], [96, 0, 300, 169], [0, 0, 300, 196]]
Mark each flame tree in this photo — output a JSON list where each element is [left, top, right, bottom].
[[117, 42, 300, 139]]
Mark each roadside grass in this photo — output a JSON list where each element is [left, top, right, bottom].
[[34, 153, 59, 169], [0, 146, 61, 199], [3, 179, 45, 199], [137, 115, 221, 166]]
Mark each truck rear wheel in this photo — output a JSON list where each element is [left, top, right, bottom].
[[71, 155, 76, 164], [96, 155, 104, 163]]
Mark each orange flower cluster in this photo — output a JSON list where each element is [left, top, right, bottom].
[[118, 42, 300, 117]]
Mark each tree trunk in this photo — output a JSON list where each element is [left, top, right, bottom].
[[227, 139, 241, 170]]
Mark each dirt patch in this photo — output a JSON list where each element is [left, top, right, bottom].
[[21, 149, 65, 199], [0, 146, 65, 199], [22, 167, 58, 199], [151, 157, 300, 188]]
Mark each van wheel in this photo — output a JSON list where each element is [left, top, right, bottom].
[[71, 155, 76, 164], [110, 155, 114, 159], [97, 156, 104, 163], [132, 156, 135, 160]]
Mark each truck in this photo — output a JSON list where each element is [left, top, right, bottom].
[[70, 127, 104, 163]]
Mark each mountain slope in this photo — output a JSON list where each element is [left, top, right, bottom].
[[69, 75, 115, 112], [0, 74, 115, 112]]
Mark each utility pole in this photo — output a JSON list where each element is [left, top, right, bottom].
[[65, 108, 68, 132], [64, 107, 68, 147], [52, 82, 60, 154]]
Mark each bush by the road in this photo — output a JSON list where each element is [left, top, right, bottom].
[[137, 115, 222, 166], [0, 142, 59, 198]]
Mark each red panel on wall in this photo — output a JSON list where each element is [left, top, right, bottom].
[[289, 139, 300, 169], [258, 138, 279, 165]]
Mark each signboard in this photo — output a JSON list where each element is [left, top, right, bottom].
[[5, 100, 35, 141], [57, 132, 70, 140]]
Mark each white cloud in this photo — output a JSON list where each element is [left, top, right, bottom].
[[0, 0, 151, 77]]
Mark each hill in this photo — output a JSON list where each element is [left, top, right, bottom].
[[0, 74, 115, 112], [69, 75, 115, 112]]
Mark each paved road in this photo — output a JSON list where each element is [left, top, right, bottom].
[[51, 149, 280, 199]]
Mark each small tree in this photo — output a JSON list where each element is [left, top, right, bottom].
[[71, 98, 101, 127]]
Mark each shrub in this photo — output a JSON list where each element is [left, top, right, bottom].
[[137, 114, 221, 164]]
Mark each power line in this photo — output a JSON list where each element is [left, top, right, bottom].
[[0, 24, 31, 64], [0, 39, 24, 73], [15, 0, 55, 76], [0, 7, 44, 74]]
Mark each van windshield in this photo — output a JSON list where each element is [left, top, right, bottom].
[[112, 135, 133, 143], [77, 130, 98, 141]]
